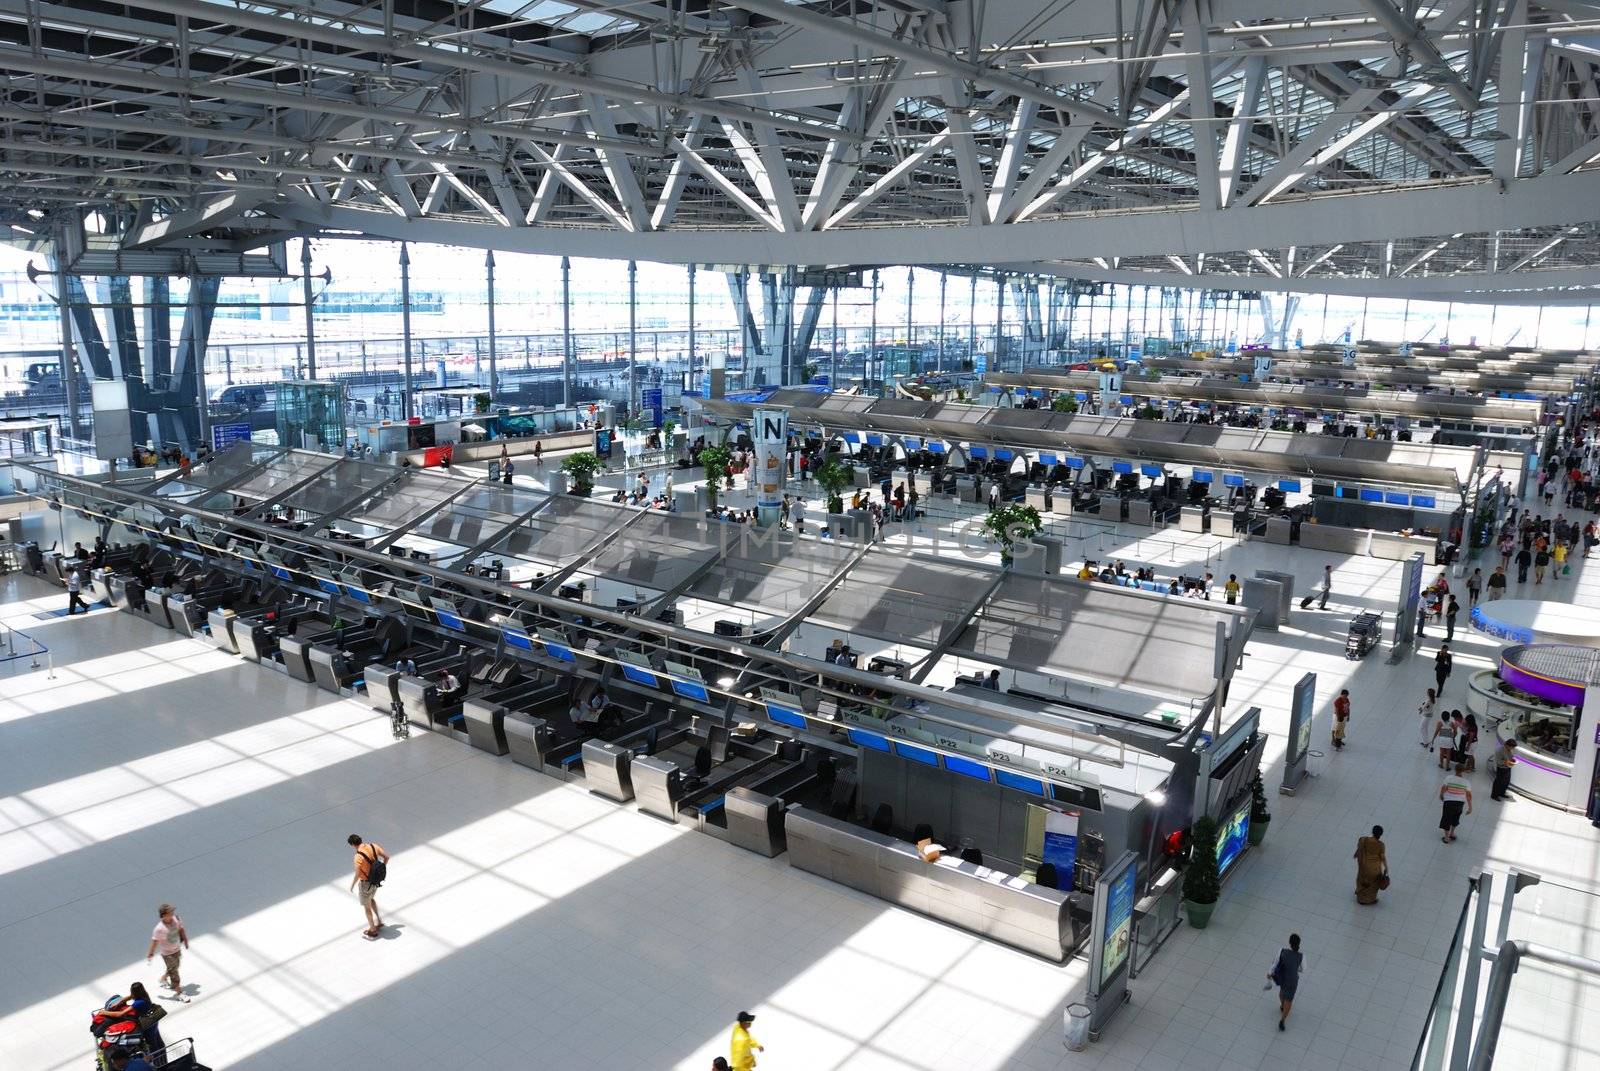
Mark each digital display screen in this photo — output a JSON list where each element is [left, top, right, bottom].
[[994, 449, 1013, 461], [315, 578, 342, 595], [1100, 862, 1137, 986], [1413, 495, 1437, 508], [620, 664, 658, 687], [1359, 488, 1384, 503], [1065, 457, 1085, 469], [1222, 474, 1245, 488], [542, 642, 576, 663], [894, 742, 940, 767], [269, 565, 292, 581], [343, 586, 371, 605], [1112, 461, 1133, 474], [502, 629, 534, 651], [1039, 453, 1059, 464], [1141, 464, 1162, 478], [943, 754, 992, 782], [1277, 479, 1301, 493], [1385, 491, 1410, 505], [1217, 804, 1251, 876], [995, 769, 1046, 795], [969, 446, 988, 459], [669, 678, 710, 703], [764, 704, 807, 730], [435, 611, 467, 632], [848, 729, 891, 752], [1191, 470, 1213, 483]]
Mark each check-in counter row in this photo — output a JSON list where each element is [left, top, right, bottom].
[[784, 806, 1088, 962], [1295, 522, 1438, 563]]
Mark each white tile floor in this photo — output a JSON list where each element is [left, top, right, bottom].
[[2, 497, 1597, 1071]]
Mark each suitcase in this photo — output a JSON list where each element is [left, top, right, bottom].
[[1300, 595, 1315, 609]]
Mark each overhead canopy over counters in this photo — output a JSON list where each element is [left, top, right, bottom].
[[1289, 344, 1596, 375], [1140, 356, 1576, 395], [983, 371, 1543, 428], [688, 531, 859, 622], [698, 392, 1505, 493], [811, 552, 999, 648], [951, 573, 1236, 708]]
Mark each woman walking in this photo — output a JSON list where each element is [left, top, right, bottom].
[[1439, 773, 1473, 843], [1434, 644, 1453, 696], [1418, 688, 1438, 749], [1354, 825, 1388, 905], [1269, 934, 1304, 1031]]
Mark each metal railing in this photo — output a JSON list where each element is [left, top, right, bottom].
[[0, 620, 50, 676], [1410, 867, 1600, 1071]]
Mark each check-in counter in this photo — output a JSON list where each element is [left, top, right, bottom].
[[363, 661, 405, 712], [166, 593, 209, 637], [784, 807, 1078, 962], [279, 632, 324, 681], [1369, 530, 1438, 564], [104, 572, 131, 609], [461, 698, 510, 755], [1297, 523, 1372, 557], [504, 712, 551, 772], [206, 607, 239, 653], [852, 465, 871, 488], [1025, 486, 1049, 512], [582, 740, 634, 802], [954, 475, 977, 502], [631, 754, 684, 823], [1180, 505, 1209, 533], [724, 787, 786, 857], [1264, 516, 1293, 545], [1126, 498, 1153, 526]]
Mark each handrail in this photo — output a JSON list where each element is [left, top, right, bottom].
[[1467, 941, 1600, 1071]]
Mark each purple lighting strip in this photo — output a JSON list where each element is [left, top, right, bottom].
[[1498, 660, 1587, 708]]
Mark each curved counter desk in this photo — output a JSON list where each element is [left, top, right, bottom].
[[1482, 644, 1600, 813], [1470, 600, 1600, 648]]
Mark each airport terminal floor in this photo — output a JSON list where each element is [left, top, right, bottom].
[[4, 480, 1599, 1071]]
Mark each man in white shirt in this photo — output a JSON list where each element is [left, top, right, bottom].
[[66, 567, 88, 615], [144, 903, 190, 1001]]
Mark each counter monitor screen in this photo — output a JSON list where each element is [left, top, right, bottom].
[[617, 649, 658, 688], [538, 631, 576, 663], [893, 741, 940, 767], [848, 729, 891, 752], [995, 769, 1046, 796], [943, 754, 992, 782], [431, 599, 467, 632], [663, 659, 709, 703], [501, 628, 534, 652]]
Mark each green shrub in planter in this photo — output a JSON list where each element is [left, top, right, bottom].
[[560, 451, 604, 495], [1183, 816, 1221, 929], [1248, 773, 1271, 846]]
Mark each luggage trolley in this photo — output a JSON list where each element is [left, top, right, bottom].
[[1345, 612, 1383, 659]]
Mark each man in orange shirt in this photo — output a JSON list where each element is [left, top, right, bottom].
[[347, 834, 389, 939]]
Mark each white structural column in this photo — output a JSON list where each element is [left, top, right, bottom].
[[1183, 1, 1221, 210], [1218, 57, 1266, 206]]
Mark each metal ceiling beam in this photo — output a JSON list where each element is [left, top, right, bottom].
[[1358, 0, 1478, 108], [122, 0, 858, 142]]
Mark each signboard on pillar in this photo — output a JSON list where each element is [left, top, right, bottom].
[[90, 380, 135, 461], [1085, 850, 1138, 1038], [1395, 552, 1424, 650], [1252, 354, 1273, 382], [753, 408, 787, 526], [1097, 369, 1123, 412], [210, 421, 252, 453], [642, 387, 663, 428], [1341, 346, 1358, 367], [1399, 342, 1413, 358], [1281, 673, 1316, 796]]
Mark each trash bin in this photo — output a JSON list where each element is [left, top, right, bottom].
[[1063, 1003, 1091, 1051]]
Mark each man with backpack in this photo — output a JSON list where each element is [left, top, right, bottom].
[[347, 834, 389, 939]]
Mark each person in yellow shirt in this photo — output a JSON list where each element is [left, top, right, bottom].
[[730, 1011, 764, 1070]]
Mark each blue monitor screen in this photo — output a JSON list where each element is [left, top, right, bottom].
[[435, 611, 467, 632], [994, 449, 1013, 461], [894, 741, 940, 767], [866, 434, 882, 446], [1385, 491, 1410, 505], [316, 578, 342, 595], [1277, 479, 1301, 493], [848, 729, 891, 752], [969, 445, 989, 459], [1140, 464, 1161, 478], [943, 754, 992, 782], [269, 565, 292, 581], [927, 442, 946, 454], [1066, 457, 1085, 469], [669, 678, 709, 703], [620, 664, 658, 688], [1119, 395, 1133, 406], [1413, 495, 1437, 508], [995, 769, 1046, 795], [764, 704, 807, 730], [1359, 488, 1384, 503], [542, 642, 576, 664], [502, 629, 534, 651], [843, 432, 859, 443], [1191, 470, 1213, 483], [344, 587, 371, 605], [1217, 805, 1251, 876], [240, 557, 260, 572], [1222, 474, 1245, 488], [1074, 392, 1088, 401], [1112, 461, 1133, 474], [1039, 453, 1059, 464]]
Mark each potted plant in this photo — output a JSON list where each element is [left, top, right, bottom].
[[559, 451, 604, 497], [813, 458, 852, 514], [698, 443, 733, 511], [473, 392, 492, 414], [980, 502, 1043, 566], [1182, 816, 1221, 929], [1050, 394, 1079, 414], [1248, 773, 1271, 846], [661, 416, 680, 458]]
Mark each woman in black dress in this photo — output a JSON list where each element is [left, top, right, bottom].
[[1270, 933, 1304, 1031]]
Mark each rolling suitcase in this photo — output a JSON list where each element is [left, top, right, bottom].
[[1299, 595, 1315, 609]]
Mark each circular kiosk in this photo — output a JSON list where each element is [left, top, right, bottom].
[[1469, 600, 1600, 647], [1476, 643, 1600, 814]]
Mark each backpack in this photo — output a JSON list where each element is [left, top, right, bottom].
[[362, 846, 387, 888]]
